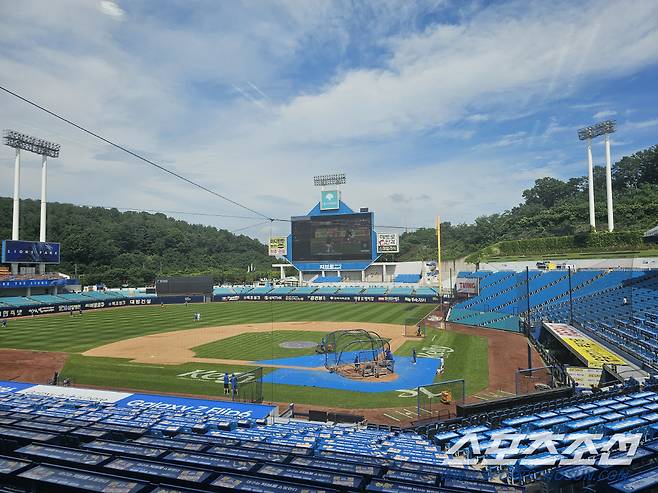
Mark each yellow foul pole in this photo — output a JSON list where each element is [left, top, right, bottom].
[[436, 216, 442, 303]]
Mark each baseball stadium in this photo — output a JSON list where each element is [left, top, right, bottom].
[[1, 3, 658, 492]]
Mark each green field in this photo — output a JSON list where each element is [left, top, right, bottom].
[[0, 302, 492, 409], [0, 301, 432, 352], [60, 327, 489, 408], [193, 330, 327, 361]]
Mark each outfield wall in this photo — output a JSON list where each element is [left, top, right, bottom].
[[213, 293, 439, 304], [1, 293, 437, 318], [0, 295, 205, 319]]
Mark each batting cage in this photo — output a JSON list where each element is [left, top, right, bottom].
[[320, 329, 393, 379], [416, 379, 465, 419], [233, 367, 263, 403]]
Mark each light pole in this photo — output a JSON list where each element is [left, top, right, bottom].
[[577, 120, 616, 232], [3, 130, 60, 274]]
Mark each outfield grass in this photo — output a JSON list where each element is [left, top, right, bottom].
[[60, 353, 401, 408], [2, 302, 495, 409], [395, 330, 489, 396], [60, 354, 261, 395], [0, 302, 435, 353], [193, 330, 327, 361], [59, 326, 489, 408]]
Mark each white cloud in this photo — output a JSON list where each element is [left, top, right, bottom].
[[98, 1, 125, 20], [593, 109, 617, 119], [466, 114, 489, 123], [626, 118, 658, 129], [270, 1, 658, 143], [0, 0, 657, 243], [478, 131, 528, 148]]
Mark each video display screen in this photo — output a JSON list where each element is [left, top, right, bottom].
[[1, 240, 61, 264], [155, 275, 213, 295], [291, 213, 373, 262]]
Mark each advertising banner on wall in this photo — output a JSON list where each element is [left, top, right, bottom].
[[544, 323, 627, 368], [213, 293, 439, 304], [0, 380, 275, 419], [1, 240, 61, 264], [376, 233, 399, 253], [268, 236, 287, 256], [455, 277, 479, 295]]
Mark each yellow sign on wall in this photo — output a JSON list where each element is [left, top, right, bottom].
[[268, 237, 287, 256], [544, 323, 627, 368]]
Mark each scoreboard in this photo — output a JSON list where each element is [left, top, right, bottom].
[[291, 213, 373, 262]]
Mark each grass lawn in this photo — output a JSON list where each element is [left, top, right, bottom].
[[1, 301, 494, 409], [193, 330, 327, 361], [0, 302, 435, 353], [60, 353, 405, 408], [395, 329, 489, 396], [60, 326, 489, 409]]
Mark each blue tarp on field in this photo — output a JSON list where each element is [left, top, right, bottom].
[[260, 356, 440, 392]]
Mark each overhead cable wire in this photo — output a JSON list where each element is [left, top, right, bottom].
[[0, 84, 273, 220], [231, 220, 272, 234], [0, 86, 438, 231]]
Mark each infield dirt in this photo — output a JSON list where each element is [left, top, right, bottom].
[[83, 321, 415, 368]]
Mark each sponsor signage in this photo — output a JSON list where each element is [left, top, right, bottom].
[[455, 277, 479, 295], [116, 393, 272, 419], [1, 240, 61, 264], [544, 323, 627, 368], [268, 236, 287, 256], [376, 233, 399, 254], [0, 295, 207, 318], [566, 366, 604, 388], [3, 292, 437, 319], [320, 189, 340, 210], [213, 293, 438, 304], [0, 278, 78, 289], [0, 380, 274, 419]]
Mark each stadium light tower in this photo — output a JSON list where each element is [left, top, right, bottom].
[[313, 173, 346, 211], [313, 173, 346, 187], [577, 120, 616, 232], [3, 130, 60, 274]]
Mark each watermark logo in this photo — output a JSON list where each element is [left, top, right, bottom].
[[443, 433, 642, 466]]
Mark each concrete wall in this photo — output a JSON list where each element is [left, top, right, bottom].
[[481, 257, 658, 272]]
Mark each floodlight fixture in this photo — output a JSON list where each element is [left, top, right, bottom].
[[577, 120, 616, 141], [577, 120, 617, 232], [313, 173, 346, 187], [3, 129, 60, 157]]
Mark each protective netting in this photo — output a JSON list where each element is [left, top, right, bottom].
[[232, 367, 263, 403], [319, 329, 393, 378], [416, 379, 465, 419]]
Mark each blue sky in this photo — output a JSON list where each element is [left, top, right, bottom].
[[1, 0, 657, 242]]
